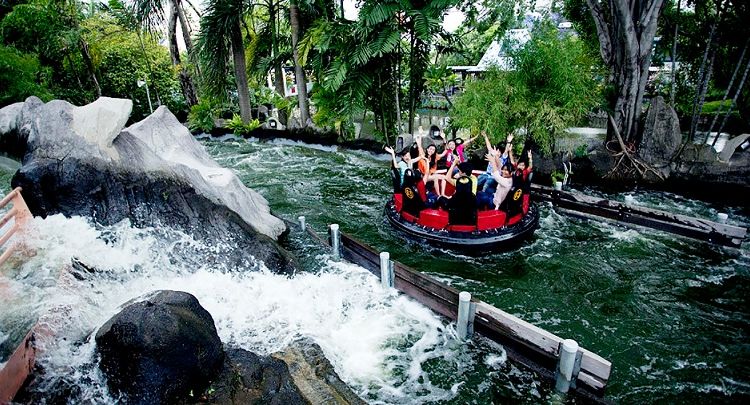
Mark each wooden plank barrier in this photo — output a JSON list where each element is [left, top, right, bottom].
[[0, 188, 32, 266], [531, 184, 747, 248], [313, 225, 612, 398], [0, 187, 37, 403]]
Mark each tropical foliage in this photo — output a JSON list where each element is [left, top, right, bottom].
[[450, 24, 601, 153]]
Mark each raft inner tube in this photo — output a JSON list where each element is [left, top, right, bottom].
[[385, 192, 539, 252]]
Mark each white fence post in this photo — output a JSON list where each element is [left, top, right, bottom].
[[555, 339, 580, 393], [380, 252, 393, 288], [298, 216, 306, 231], [329, 224, 340, 259], [457, 291, 474, 340]]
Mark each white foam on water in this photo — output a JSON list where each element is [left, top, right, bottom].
[[1, 214, 463, 404]]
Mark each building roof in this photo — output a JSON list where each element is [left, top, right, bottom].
[[474, 29, 531, 72]]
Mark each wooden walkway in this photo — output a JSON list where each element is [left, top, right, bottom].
[[302, 224, 612, 399], [532, 184, 747, 248]]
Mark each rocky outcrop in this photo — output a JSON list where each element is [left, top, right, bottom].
[[93, 292, 364, 405], [95, 291, 224, 404], [197, 339, 365, 405], [273, 339, 366, 405], [0, 97, 294, 273], [640, 96, 681, 165], [197, 348, 307, 405]]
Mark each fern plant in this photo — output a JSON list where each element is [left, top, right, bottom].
[[188, 98, 217, 133], [225, 114, 261, 135]]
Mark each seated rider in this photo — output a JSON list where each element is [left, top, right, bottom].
[[439, 160, 477, 198], [477, 131, 513, 193], [414, 131, 440, 207], [501, 149, 533, 215], [436, 130, 477, 169], [477, 153, 513, 210], [385, 145, 425, 190], [445, 167, 478, 226]]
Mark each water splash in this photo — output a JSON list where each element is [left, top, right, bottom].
[[1, 214, 474, 404]]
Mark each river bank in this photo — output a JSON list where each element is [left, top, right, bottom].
[[196, 128, 750, 207]]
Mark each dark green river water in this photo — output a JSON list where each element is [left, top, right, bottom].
[[203, 137, 750, 403]]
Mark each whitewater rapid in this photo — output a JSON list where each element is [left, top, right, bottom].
[[0, 214, 488, 404]]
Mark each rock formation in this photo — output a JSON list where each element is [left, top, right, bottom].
[[93, 291, 364, 405], [95, 291, 225, 404], [0, 96, 295, 273], [640, 96, 681, 165]]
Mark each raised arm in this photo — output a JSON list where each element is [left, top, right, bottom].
[[384, 146, 398, 169], [527, 150, 533, 171], [483, 131, 495, 154], [415, 134, 426, 158], [463, 135, 478, 148]]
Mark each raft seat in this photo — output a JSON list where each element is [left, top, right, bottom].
[[522, 194, 530, 214], [416, 181, 428, 202], [477, 210, 507, 231], [507, 214, 523, 226], [418, 209, 449, 229], [401, 211, 418, 223], [394, 194, 403, 212]]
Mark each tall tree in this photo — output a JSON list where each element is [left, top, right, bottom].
[[133, 0, 198, 107], [195, 0, 252, 122], [586, 0, 665, 143], [290, 0, 310, 127]]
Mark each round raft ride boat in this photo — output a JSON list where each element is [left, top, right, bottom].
[[385, 170, 539, 252]]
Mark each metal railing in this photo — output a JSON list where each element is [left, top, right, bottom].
[[0, 187, 32, 267]]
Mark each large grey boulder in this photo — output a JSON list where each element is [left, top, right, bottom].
[[640, 96, 682, 165], [95, 291, 224, 404], [122, 107, 285, 238], [0, 96, 294, 273]]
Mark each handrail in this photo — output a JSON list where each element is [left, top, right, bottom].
[[0, 187, 32, 268]]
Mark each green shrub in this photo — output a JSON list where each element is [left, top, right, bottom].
[[551, 169, 565, 183], [188, 99, 217, 133], [225, 114, 261, 135], [574, 143, 588, 158]]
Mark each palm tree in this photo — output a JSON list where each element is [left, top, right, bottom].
[[195, 0, 252, 123], [290, 0, 311, 127], [132, 0, 198, 107]]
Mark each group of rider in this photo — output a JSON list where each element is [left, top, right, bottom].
[[385, 129, 533, 222]]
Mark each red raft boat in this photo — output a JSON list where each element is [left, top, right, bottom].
[[384, 170, 539, 252]]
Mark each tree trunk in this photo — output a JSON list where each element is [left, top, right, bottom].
[[290, 1, 311, 128], [395, 36, 402, 134], [587, 0, 665, 144], [269, 0, 287, 125], [670, 0, 681, 106], [706, 38, 750, 142], [688, 18, 719, 141], [230, 20, 253, 124], [79, 39, 101, 98], [715, 58, 750, 143], [168, 2, 198, 107], [176, 1, 194, 54]]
